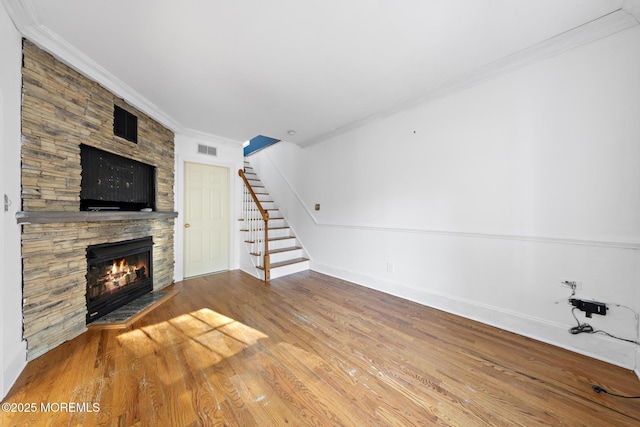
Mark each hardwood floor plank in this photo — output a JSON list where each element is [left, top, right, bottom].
[[2, 270, 640, 426]]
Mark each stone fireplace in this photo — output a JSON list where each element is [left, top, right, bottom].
[[18, 40, 177, 360]]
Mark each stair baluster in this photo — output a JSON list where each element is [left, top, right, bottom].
[[239, 168, 270, 283]]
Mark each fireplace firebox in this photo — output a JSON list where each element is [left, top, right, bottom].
[[86, 237, 153, 323]]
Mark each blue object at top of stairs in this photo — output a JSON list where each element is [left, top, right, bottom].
[[244, 135, 280, 156]]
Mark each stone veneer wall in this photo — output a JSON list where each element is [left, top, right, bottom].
[[20, 40, 176, 360]]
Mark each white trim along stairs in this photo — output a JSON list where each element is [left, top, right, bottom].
[[240, 160, 310, 281]]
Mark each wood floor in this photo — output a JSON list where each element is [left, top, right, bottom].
[[2, 270, 640, 426]]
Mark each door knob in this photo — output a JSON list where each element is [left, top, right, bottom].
[[184, 223, 190, 228]]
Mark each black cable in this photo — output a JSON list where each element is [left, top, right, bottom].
[[592, 385, 640, 399], [566, 292, 640, 400], [570, 308, 594, 334], [569, 308, 639, 344], [570, 323, 593, 334], [590, 329, 640, 345]]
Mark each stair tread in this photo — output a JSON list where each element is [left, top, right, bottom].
[[239, 227, 289, 232], [270, 246, 302, 254], [244, 235, 296, 244], [238, 217, 284, 221], [257, 257, 310, 270], [242, 207, 278, 212], [249, 247, 302, 256], [239, 219, 280, 224], [239, 209, 280, 215], [240, 226, 290, 233]]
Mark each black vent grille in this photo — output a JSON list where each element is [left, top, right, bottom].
[[114, 105, 138, 143]]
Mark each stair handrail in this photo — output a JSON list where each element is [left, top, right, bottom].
[[238, 168, 270, 283]]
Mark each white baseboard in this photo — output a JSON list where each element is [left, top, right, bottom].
[[312, 262, 637, 371], [2, 339, 27, 400]]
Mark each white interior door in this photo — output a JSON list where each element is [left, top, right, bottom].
[[184, 162, 230, 277]]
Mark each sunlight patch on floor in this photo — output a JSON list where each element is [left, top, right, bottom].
[[117, 308, 269, 361]]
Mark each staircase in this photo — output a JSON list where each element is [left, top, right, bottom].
[[239, 160, 310, 282]]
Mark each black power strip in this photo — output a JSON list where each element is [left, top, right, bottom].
[[570, 298, 607, 317]]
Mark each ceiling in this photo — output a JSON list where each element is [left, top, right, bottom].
[[4, 0, 633, 146]]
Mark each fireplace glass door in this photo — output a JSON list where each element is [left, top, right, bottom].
[[86, 237, 153, 323]]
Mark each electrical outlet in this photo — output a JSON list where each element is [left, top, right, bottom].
[[386, 262, 395, 273], [561, 280, 582, 290]]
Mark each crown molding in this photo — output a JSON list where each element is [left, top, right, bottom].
[[1, 0, 38, 29], [5, 1, 638, 148], [3, 0, 182, 132], [299, 7, 640, 147], [178, 128, 245, 148], [2, 0, 240, 145]]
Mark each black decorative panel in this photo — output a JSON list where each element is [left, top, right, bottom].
[[80, 144, 156, 211]]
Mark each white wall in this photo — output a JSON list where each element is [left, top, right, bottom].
[[173, 133, 244, 281], [249, 26, 640, 369], [1, 3, 27, 400]]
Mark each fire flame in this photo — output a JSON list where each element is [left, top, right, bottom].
[[108, 258, 139, 287]]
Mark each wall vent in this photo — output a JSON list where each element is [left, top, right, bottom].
[[113, 105, 138, 143], [197, 144, 217, 156]]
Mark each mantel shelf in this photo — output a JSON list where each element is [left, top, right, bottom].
[[16, 211, 179, 224]]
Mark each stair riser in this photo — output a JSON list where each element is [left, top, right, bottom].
[[249, 249, 303, 264], [245, 201, 277, 210], [268, 249, 303, 264], [268, 237, 298, 250], [260, 202, 277, 210], [268, 228, 292, 239], [241, 209, 282, 219], [242, 218, 287, 228], [240, 228, 292, 239], [269, 219, 287, 228], [243, 239, 298, 252], [268, 260, 311, 279], [248, 184, 264, 192]]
